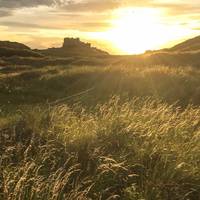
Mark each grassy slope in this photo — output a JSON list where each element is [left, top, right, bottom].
[[0, 65, 200, 199], [2, 49, 200, 68], [1, 65, 200, 109]]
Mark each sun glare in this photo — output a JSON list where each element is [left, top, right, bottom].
[[100, 8, 192, 54], [104, 8, 167, 54]]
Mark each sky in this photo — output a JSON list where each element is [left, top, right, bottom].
[[0, 0, 199, 54]]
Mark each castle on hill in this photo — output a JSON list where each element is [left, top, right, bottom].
[[63, 38, 91, 48], [35, 37, 109, 57]]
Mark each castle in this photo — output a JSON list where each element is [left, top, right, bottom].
[[62, 38, 91, 48], [37, 37, 108, 57]]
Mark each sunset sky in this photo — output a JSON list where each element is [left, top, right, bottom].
[[0, 0, 199, 54]]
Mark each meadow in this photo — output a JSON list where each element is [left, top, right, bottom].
[[0, 64, 200, 199]]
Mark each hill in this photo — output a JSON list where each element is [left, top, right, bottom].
[[1, 35, 200, 68], [0, 41, 44, 58], [0, 38, 109, 67], [0, 41, 30, 50], [0, 47, 44, 58], [36, 37, 109, 57], [145, 35, 200, 53], [170, 35, 200, 52]]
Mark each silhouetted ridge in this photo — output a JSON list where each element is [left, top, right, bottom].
[[36, 37, 109, 57], [0, 41, 44, 58], [170, 35, 200, 52], [0, 41, 30, 50]]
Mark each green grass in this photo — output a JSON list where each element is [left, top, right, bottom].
[[1, 64, 200, 199], [1, 65, 200, 108]]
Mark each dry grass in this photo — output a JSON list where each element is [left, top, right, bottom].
[[1, 64, 200, 199], [1, 97, 200, 199]]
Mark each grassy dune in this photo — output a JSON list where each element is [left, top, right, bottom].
[[0, 65, 200, 199], [1, 65, 200, 107]]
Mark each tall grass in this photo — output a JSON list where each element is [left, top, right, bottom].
[[1, 65, 200, 113], [1, 97, 200, 199]]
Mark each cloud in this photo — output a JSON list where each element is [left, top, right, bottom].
[[60, 0, 121, 12], [0, 9, 12, 17], [59, 0, 158, 12], [154, 2, 200, 15], [0, 21, 53, 29], [0, 0, 199, 15], [0, 0, 149, 12], [0, 0, 57, 8], [55, 0, 200, 16], [0, 20, 110, 32]]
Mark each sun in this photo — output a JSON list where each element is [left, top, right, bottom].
[[88, 7, 195, 55], [106, 8, 168, 54]]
